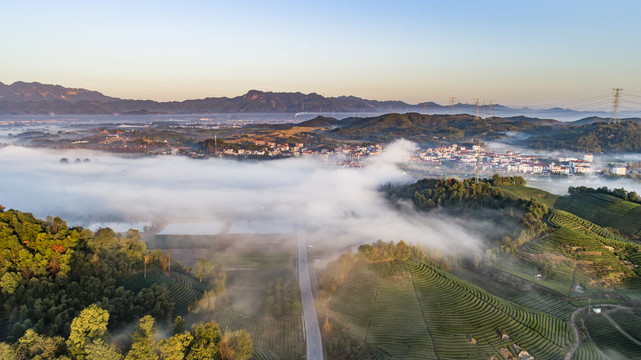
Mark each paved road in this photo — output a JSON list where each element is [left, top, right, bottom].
[[297, 227, 324, 360]]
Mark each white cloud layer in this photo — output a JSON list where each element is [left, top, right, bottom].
[[0, 140, 485, 253]]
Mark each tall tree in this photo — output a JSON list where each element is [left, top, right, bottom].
[[185, 322, 221, 360], [66, 305, 110, 359], [157, 332, 192, 360], [125, 316, 158, 360], [229, 330, 253, 360]]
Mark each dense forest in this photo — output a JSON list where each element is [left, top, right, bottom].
[[327, 113, 557, 144], [527, 121, 641, 152], [382, 175, 549, 253], [0, 206, 252, 359], [0, 306, 253, 360]]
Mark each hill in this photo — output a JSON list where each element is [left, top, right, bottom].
[[527, 120, 641, 152], [324, 248, 572, 359], [570, 116, 641, 125], [328, 112, 560, 143], [0, 81, 117, 103], [296, 115, 340, 128], [501, 184, 641, 237], [0, 207, 175, 341]]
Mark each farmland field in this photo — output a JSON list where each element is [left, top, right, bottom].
[[555, 193, 641, 236], [213, 308, 303, 360], [585, 313, 641, 360], [499, 184, 560, 208], [145, 232, 303, 358], [543, 211, 641, 301], [329, 259, 572, 359]]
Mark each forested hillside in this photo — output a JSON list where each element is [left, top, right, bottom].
[[0, 205, 254, 359]]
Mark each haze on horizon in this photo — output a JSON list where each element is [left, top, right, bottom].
[[2, 1, 641, 109]]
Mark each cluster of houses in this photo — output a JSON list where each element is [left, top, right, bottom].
[[207, 142, 384, 160], [412, 144, 595, 175]]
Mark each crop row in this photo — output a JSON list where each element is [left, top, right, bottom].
[[408, 261, 571, 360], [555, 193, 620, 222], [573, 341, 604, 360], [547, 210, 631, 244], [213, 308, 302, 359], [352, 346, 392, 360], [585, 314, 641, 359], [365, 279, 436, 359], [329, 266, 378, 340], [555, 193, 641, 236], [249, 346, 279, 360], [608, 311, 641, 342], [508, 292, 575, 321]]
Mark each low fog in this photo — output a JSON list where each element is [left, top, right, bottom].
[[1, 140, 485, 255]]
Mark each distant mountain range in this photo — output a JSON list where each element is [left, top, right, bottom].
[[0, 81, 623, 120]]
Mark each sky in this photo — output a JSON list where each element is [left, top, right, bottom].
[[2, 0, 641, 108]]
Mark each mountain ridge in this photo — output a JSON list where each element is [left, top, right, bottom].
[[0, 81, 621, 120]]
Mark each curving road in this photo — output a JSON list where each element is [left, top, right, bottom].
[[297, 227, 324, 360]]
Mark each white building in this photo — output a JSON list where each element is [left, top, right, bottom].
[[611, 166, 627, 176]]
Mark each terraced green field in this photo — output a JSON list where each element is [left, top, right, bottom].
[[585, 314, 641, 360], [555, 193, 641, 236], [494, 257, 572, 295], [329, 260, 572, 359], [542, 211, 641, 300], [499, 185, 560, 208], [608, 310, 641, 342], [249, 346, 279, 360], [547, 209, 632, 244], [213, 308, 302, 360], [508, 291, 575, 321], [116, 270, 205, 318], [573, 341, 604, 360]]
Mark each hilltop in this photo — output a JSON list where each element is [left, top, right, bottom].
[[0, 81, 117, 103]]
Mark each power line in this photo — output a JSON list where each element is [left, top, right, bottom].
[[533, 93, 612, 108]]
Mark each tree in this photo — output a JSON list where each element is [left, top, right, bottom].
[[193, 259, 213, 283], [173, 316, 185, 335], [0, 342, 16, 360], [158, 332, 192, 360], [85, 340, 123, 360], [15, 329, 64, 360], [217, 332, 234, 360], [0, 272, 21, 295], [125, 316, 158, 360], [185, 321, 221, 360], [67, 305, 110, 359], [229, 330, 253, 360]]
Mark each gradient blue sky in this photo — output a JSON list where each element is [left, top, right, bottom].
[[2, 0, 640, 108]]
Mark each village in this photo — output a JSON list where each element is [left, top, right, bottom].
[[413, 144, 597, 176]]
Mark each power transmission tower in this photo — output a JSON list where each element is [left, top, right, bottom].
[[489, 100, 493, 118], [475, 98, 480, 120], [450, 97, 456, 116], [483, 99, 486, 119], [610, 88, 623, 124]]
